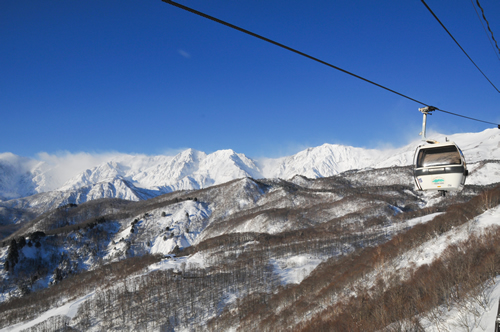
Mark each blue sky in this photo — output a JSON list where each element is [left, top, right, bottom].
[[2, 0, 500, 159]]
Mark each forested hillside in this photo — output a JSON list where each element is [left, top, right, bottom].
[[0, 162, 499, 331]]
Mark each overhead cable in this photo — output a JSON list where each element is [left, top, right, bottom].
[[472, 0, 500, 61], [434, 108, 499, 127], [161, 0, 428, 106], [421, 0, 500, 94], [161, 0, 500, 128]]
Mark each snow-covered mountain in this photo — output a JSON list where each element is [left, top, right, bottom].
[[1, 129, 500, 331], [1, 156, 500, 331], [2, 128, 500, 205]]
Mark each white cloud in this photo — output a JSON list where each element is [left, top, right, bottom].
[[160, 147, 191, 156], [33, 151, 126, 191], [36, 151, 116, 168], [177, 49, 191, 58]]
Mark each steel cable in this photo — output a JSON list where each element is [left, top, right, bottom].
[[162, 0, 500, 128]]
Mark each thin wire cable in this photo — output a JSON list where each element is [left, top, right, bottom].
[[162, 0, 500, 128], [476, 0, 500, 58], [161, 0, 428, 106], [470, 0, 500, 62], [434, 108, 499, 126], [421, 0, 500, 94]]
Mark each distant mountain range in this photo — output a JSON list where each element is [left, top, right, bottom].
[[1, 128, 500, 206]]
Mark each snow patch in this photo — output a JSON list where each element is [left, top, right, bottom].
[[271, 255, 325, 285], [0, 292, 94, 332]]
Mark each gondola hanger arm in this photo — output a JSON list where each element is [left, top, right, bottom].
[[419, 106, 438, 142]]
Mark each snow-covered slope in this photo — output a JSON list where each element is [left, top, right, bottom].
[[2, 128, 500, 206], [2, 171, 500, 331]]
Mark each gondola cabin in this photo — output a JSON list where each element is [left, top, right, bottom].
[[413, 141, 468, 193]]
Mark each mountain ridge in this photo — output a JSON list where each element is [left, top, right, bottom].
[[1, 128, 500, 205]]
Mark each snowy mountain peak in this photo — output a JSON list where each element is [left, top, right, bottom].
[[270, 143, 381, 179], [59, 161, 125, 191]]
